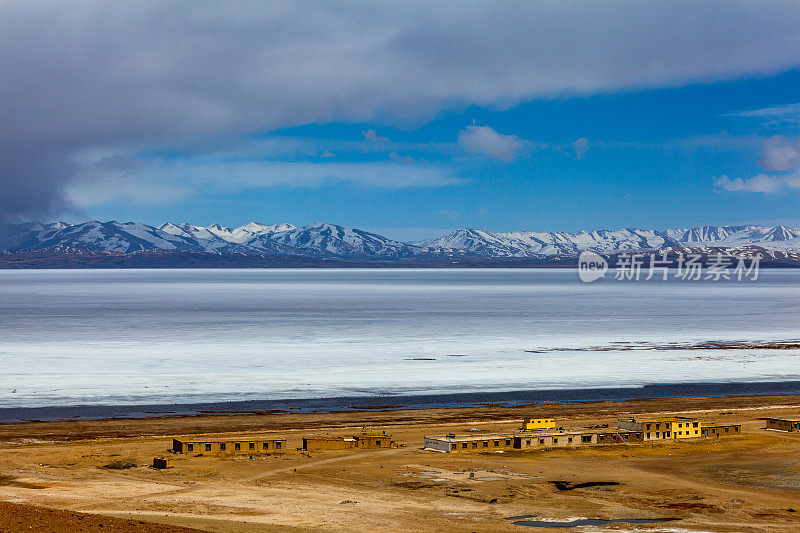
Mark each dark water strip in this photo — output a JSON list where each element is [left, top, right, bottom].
[[0, 380, 798, 423], [509, 517, 679, 528]]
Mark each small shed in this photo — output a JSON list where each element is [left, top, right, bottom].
[[152, 457, 173, 469]]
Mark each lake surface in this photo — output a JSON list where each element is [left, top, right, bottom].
[[0, 268, 798, 409]]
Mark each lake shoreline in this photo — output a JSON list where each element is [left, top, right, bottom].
[[2, 380, 799, 424]]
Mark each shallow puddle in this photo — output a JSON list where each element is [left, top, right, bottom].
[[506, 516, 679, 528]]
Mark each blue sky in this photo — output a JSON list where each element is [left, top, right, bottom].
[[80, 70, 800, 240], [3, 2, 800, 241]]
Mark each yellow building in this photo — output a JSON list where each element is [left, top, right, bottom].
[[618, 417, 701, 440], [522, 417, 556, 430]]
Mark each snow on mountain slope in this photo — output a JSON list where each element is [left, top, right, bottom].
[[422, 224, 800, 257], [0, 220, 420, 258], [1, 221, 798, 259], [268, 222, 420, 258]]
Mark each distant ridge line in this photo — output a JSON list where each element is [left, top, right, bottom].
[[0, 220, 799, 267]]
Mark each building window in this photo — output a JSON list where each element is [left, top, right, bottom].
[[249, 442, 255, 450], [275, 442, 281, 449], [693, 422, 698, 427], [553, 438, 559, 445], [539, 439, 545, 445], [666, 432, 671, 437], [582, 435, 592, 443], [375, 440, 381, 446], [494, 440, 499, 447], [187, 444, 193, 452], [483, 441, 488, 447], [462, 443, 468, 449], [205, 444, 212, 451], [526, 440, 531, 446], [263, 442, 269, 449], [472, 442, 477, 448], [505, 440, 511, 446], [235, 443, 241, 450], [568, 437, 573, 443], [220, 443, 226, 451]]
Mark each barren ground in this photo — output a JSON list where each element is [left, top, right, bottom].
[[1, 394, 799, 532]]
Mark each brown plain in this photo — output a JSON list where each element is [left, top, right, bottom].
[[1, 394, 799, 532]]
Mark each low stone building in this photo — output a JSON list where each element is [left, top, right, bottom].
[[765, 417, 800, 432], [425, 433, 516, 453], [302, 436, 357, 451], [172, 437, 286, 455], [424, 429, 642, 453], [302, 433, 393, 452], [702, 423, 742, 438]]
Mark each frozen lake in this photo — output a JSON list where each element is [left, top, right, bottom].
[[0, 268, 798, 408]]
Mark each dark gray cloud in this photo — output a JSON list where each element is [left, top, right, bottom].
[[2, 0, 800, 219]]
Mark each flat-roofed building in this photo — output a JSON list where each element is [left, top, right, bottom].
[[424, 429, 642, 453], [424, 433, 516, 453], [302, 436, 357, 451], [514, 429, 642, 449], [702, 423, 742, 438], [172, 437, 286, 455], [618, 416, 702, 440], [522, 417, 556, 430], [302, 433, 393, 451], [355, 434, 392, 449], [765, 417, 800, 432]]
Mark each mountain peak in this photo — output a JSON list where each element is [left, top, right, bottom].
[[1, 221, 798, 260]]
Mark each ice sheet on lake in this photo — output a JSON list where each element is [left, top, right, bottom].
[[0, 268, 798, 407]]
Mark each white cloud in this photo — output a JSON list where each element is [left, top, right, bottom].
[[759, 135, 800, 170], [67, 158, 465, 207], [714, 134, 800, 195], [458, 125, 523, 161], [573, 137, 590, 160], [4, 1, 800, 217], [362, 129, 390, 143], [714, 173, 800, 193], [389, 152, 414, 164], [436, 209, 459, 220], [725, 103, 800, 127]]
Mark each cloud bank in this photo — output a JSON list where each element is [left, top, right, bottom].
[[457, 126, 524, 161], [714, 134, 800, 194], [2, 1, 800, 219]]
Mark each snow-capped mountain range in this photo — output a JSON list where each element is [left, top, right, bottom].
[[423, 225, 800, 257], [1, 220, 799, 261]]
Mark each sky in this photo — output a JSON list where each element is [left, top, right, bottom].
[[1, 1, 799, 241]]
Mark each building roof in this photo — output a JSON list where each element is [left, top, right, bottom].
[[425, 428, 641, 442], [175, 436, 285, 442], [637, 416, 700, 423], [766, 416, 800, 421]]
